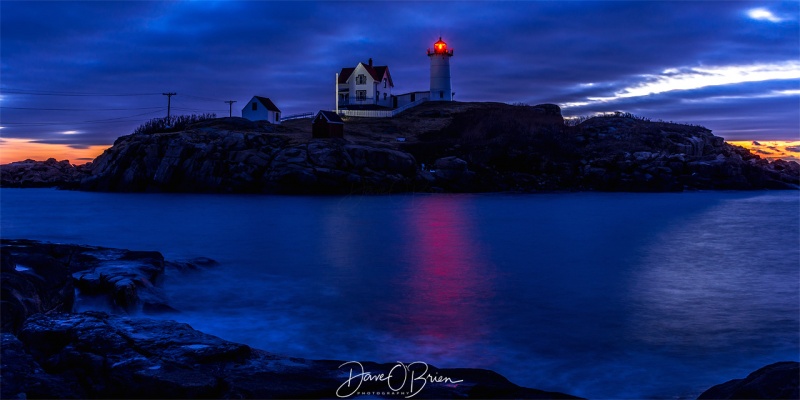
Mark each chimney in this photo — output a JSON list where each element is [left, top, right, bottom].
[[368, 58, 373, 66]]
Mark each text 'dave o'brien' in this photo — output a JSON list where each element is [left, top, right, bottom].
[[336, 361, 464, 398]]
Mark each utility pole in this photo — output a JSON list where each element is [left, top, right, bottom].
[[162, 92, 176, 120], [224, 100, 237, 118], [335, 73, 339, 113]]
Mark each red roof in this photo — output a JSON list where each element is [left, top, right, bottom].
[[338, 68, 355, 83], [315, 110, 344, 124], [253, 96, 280, 112], [338, 62, 394, 87]]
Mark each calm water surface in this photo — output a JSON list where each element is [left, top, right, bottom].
[[1, 189, 798, 398]]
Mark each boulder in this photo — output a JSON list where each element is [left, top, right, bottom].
[[0, 241, 75, 333], [6, 312, 581, 399], [0, 239, 169, 322], [432, 156, 476, 190], [698, 362, 799, 399], [0, 333, 84, 398], [0, 158, 91, 188]]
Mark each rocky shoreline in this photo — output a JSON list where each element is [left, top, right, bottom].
[[1, 239, 797, 399], [0, 239, 578, 399], [1, 103, 798, 193]]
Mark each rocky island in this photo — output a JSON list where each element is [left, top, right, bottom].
[[2, 102, 798, 193]]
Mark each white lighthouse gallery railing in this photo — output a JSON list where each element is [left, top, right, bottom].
[[336, 96, 429, 118]]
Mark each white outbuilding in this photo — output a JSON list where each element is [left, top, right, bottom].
[[242, 96, 281, 124]]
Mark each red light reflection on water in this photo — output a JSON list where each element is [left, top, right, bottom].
[[392, 196, 495, 361]]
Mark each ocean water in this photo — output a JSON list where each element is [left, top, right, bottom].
[[1, 188, 798, 399]]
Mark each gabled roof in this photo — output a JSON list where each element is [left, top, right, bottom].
[[315, 110, 344, 124], [338, 68, 355, 83], [338, 63, 394, 87], [252, 96, 280, 112], [370, 66, 393, 87]]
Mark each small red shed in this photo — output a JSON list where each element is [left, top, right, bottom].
[[312, 110, 345, 138]]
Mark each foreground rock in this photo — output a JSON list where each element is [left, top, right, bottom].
[[0, 239, 173, 332], [0, 240, 580, 398], [2, 312, 581, 399], [698, 361, 799, 399], [0, 158, 91, 188]]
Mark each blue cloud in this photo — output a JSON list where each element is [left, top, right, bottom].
[[1, 1, 798, 147]]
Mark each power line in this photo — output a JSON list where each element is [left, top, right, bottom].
[[172, 106, 227, 113], [182, 93, 224, 102], [1, 106, 163, 111], [1, 88, 162, 97], [1, 110, 165, 126]]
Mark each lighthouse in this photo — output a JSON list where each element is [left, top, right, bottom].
[[428, 37, 453, 101]]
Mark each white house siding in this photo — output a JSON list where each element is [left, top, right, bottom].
[[376, 70, 393, 108], [350, 63, 376, 106], [241, 97, 281, 124], [394, 91, 430, 108], [339, 63, 394, 108]]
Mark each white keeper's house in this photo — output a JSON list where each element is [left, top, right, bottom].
[[338, 58, 394, 109], [242, 96, 281, 124], [335, 37, 454, 117]]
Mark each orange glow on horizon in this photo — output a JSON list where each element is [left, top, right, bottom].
[[728, 140, 800, 163], [0, 138, 107, 165]]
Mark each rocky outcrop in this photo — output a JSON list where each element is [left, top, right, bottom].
[[568, 118, 800, 191], [2, 312, 581, 399], [0, 239, 176, 333], [0, 158, 91, 188], [403, 109, 798, 192], [79, 121, 419, 194], [698, 362, 799, 399], [0, 240, 75, 333], [3, 104, 797, 193]]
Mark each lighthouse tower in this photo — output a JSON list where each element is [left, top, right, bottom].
[[428, 37, 453, 101]]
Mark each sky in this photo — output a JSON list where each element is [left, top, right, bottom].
[[1, 1, 799, 164]]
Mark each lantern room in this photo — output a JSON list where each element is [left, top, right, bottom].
[[434, 38, 447, 53], [428, 37, 454, 56]]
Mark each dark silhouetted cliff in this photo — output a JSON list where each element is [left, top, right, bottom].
[[3, 103, 797, 193]]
